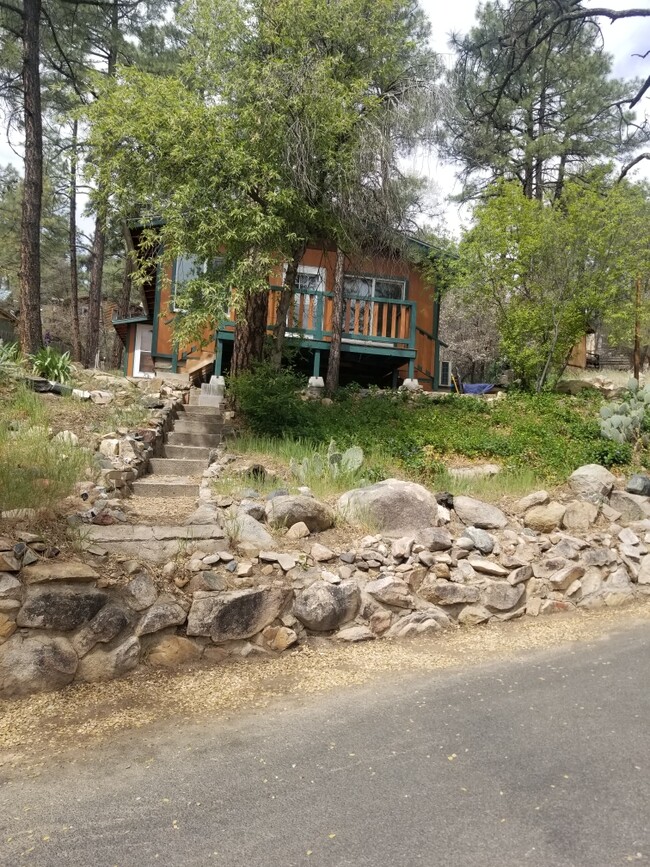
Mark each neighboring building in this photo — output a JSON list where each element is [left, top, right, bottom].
[[0, 305, 17, 344], [569, 330, 649, 372], [113, 227, 449, 390]]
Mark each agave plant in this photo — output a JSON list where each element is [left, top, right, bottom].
[[31, 346, 72, 383]]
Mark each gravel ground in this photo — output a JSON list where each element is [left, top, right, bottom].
[[124, 495, 198, 525], [1, 600, 649, 775]]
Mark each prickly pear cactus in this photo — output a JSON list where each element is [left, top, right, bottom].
[[600, 382, 650, 444]]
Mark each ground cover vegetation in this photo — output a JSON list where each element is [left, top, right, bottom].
[[229, 365, 648, 489]]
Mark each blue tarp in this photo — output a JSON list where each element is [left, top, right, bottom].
[[462, 383, 494, 395]]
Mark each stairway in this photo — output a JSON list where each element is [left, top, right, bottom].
[[132, 400, 228, 499]]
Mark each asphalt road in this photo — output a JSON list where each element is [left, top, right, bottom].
[[1, 623, 649, 867]]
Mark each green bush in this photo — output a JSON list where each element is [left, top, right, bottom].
[[228, 363, 315, 438], [31, 346, 72, 382]]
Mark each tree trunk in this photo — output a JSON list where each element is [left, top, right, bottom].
[[271, 245, 305, 370], [231, 289, 269, 375], [633, 275, 641, 382], [85, 0, 119, 368], [111, 242, 134, 370], [69, 119, 82, 362], [85, 213, 105, 367], [325, 246, 345, 393], [19, 0, 43, 355]]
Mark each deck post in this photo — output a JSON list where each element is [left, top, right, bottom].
[[408, 358, 415, 379], [313, 349, 321, 378], [215, 338, 224, 376]]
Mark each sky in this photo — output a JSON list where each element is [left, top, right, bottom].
[[1, 0, 649, 238]]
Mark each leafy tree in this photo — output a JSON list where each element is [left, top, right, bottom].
[[441, 0, 649, 202], [456, 176, 648, 391]]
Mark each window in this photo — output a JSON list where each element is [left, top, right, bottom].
[[343, 275, 406, 338], [440, 359, 451, 388], [172, 255, 224, 311], [289, 265, 325, 331]]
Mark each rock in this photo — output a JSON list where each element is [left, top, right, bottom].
[[548, 565, 585, 591], [76, 636, 141, 682], [0, 634, 78, 697], [453, 496, 507, 530], [337, 479, 438, 531], [601, 568, 635, 605], [637, 556, 650, 585], [187, 504, 220, 525], [626, 474, 650, 497], [336, 625, 375, 642], [0, 575, 23, 600], [508, 565, 533, 586], [467, 557, 509, 577], [463, 527, 495, 555], [146, 635, 202, 668], [514, 490, 550, 514], [365, 576, 414, 609], [458, 604, 492, 625], [0, 553, 21, 572], [391, 537, 415, 560], [524, 502, 566, 533], [0, 610, 16, 642], [386, 611, 443, 638], [123, 573, 157, 611], [238, 500, 266, 522], [568, 464, 616, 504], [293, 581, 360, 632], [286, 521, 310, 540], [189, 571, 227, 593], [233, 513, 275, 549], [17, 586, 108, 631], [419, 579, 480, 606], [416, 527, 453, 551], [136, 601, 187, 636], [618, 527, 640, 546], [72, 604, 128, 657], [277, 553, 298, 572], [447, 463, 501, 479], [609, 491, 650, 524], [311, 543, 335, 562], [266, 496, 335, 532], [562, 501, 599, 532], [187, 588, 286, 640], [369, 609, 393, 635], [579, 568, 604, 598], [21, 559, 99, 584], [54, 430, 79, 446], [259, 551, 278, 563], [481, 581, 524, 611], [262, 625, 298, 652]]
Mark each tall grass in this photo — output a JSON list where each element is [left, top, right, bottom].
[[0, 385, 94, 512]]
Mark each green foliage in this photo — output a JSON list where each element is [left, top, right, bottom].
[[233, 385, 641, 483], [600, 379, 650, 445], [31, 346, 72, 382], [0, 340, 22, 377], [290, 439, 365, 483], [457, 178, 647, 392], [228, 363, 315, 437], [0, 385, 93, 512]]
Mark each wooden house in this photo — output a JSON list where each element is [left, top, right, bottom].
[[113, 229, 449, 390], [0, 305, 17, 344]]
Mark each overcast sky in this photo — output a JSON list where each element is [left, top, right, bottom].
[[2, 0, 649, 237]]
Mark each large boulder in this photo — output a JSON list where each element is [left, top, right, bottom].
[[72, 603, 129, 657], [266, 496, 335, 532], [135, 601, 187, 637], [562, 501, 599, 532], [76, 636, 141, 682], [187, 588, 286, 640], [293, 580, 360, 631], [481, 581, 524, 611], [609, 491, 650, 524], [418, 579, 480, 606], [233, 512, 275, 549], [0, 634, 78, 697], [365, 576, 415, 609], [21, 559, 98, 584], [145, 635, 203, 668], [568, 464, 616, 504], [453, 496, 507, 530], [337, 479, 438, 532], [626, 474, 650, 497], [16, 585, 108, 631]]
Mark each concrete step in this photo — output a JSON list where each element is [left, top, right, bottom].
[[167, 431, 222, 448], [149, 457, 206, 475], [132, 476, 200, 498], [173, 420, 225, 435], [163, 444, 212, 460]]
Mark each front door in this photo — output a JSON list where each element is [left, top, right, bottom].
[[133, 324, 155, 378]]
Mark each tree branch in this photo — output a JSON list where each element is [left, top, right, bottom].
[[618, 152, 650, 182]]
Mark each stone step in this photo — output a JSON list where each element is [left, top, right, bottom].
[[79, 524, 227, 563], [149, 457, 206, 476], [167, 431, 222, 448], [162, 444, 212, 460], [132, 477, 200, 498], [179, 405, 223, 417], [173, 420, 225, 435]]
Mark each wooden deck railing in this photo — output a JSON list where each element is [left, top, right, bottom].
[[222, 287, 417, 350]]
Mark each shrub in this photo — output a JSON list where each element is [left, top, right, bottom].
[[228, 363, 315, 437], [0, 340, 22, 377], [31, 346, 72, 382]]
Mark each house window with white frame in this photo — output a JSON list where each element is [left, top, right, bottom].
[[289, 264, 325, 331], [343, 274, 406, 338]]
